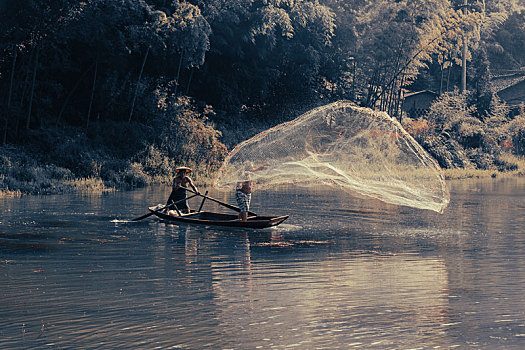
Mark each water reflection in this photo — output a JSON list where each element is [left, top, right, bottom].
[[1, 178, 525, 348], [210, 238, 451, 348]]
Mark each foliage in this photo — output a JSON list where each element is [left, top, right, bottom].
[[152, 92, 227, 176], [500, 111, 525, 156], [2, 0, 525, 195], [404, 89, 522, 171], [0, 146, 76, 194], [2, 0, 524, 124], [403, 118, 434, 143], [190, 0, 336, 110], [485, 11, 525, 69]]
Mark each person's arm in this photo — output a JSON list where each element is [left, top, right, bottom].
[[187, 177, 199, 193], [254, 163, 268, 172]]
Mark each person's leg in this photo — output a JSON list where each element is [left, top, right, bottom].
[[236, 190, 245, 219], [166, 191, 176, 209], [236, 190, 251, 221], [176, 201, 189, 214], [165, 199, 174, 213]]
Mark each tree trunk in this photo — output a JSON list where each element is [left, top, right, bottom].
[[185, 68, 194, 95], [16, 59, 32, 138], [446, 64, 452, 92], [57, 62, 95, 126], [395, 74, 406, 121], [386, 78, 396, 116], [3, 48, 17, 145], [86, 57, 98, 128], [174, 49, 184, 95], [26, 46, 39, 130], [461, 0, 468, 93], [351, 60, 356, 101], [439, 62, 444, 95], [365, 68, 379, 107], [128, 46, 150, 123]]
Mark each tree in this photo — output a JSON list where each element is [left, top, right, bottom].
[[0, 0, 80, 135], [350, 1, 465, 115], [189, 0, 336, 112]]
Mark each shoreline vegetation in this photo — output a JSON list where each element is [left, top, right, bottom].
[[1, 100, 525, 198], [2, 157, 524, 198], [1, 151, 524, 198], [2, 1, 525, 197]]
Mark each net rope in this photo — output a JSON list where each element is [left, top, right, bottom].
[[214, 101, 450, 213]]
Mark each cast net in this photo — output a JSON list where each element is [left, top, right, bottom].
[[214, 101, 450, 213]]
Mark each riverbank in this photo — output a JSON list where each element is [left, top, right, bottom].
[[2, 140, 524, 198], [2, 96, 525, 197], [442, 153, 525, 180], [0, 144, 139, 197], [0, 97, 228, 197]]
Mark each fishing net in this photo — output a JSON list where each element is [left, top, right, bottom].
[[214, 101, 450, 213]]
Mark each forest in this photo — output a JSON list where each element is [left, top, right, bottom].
[[1, 0, 525, 195]]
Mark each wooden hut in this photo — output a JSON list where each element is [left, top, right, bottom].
[[492, 72, 525, 111], [401, 90, 438, 118]]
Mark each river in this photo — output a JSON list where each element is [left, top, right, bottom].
[[1, 178, 525, 349]]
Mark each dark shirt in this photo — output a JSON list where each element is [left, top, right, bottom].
[[167, 186, 188, 210]]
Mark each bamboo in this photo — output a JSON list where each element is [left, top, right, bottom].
[[185, 67, 193, 95], [440, 62, 444, 94], [16, 61, 31, 138], [461, 0, 468, 92], [86, 57, 98, 128], [446, 64, 452, 92], [128, 46, 150, 123], [395, 74, 406, 120], [3, 48, 17, 145], [56, 62, 95, 126], [174, 49, 184, 95], [375, 31, 450, 104], [26, 47, 39, 130]]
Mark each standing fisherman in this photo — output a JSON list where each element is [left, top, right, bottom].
[[236, 179, 252, 222], [167, 167, 199, 214], [235, 163, 267, 221]]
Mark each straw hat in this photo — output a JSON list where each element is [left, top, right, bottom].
[[175, 166, 192, 173]]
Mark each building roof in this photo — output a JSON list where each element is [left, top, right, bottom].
[[491, 73, 525, 93]]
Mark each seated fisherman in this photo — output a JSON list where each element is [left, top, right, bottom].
[[167, 166, 199, 214]]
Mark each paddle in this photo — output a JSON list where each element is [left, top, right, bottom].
[[183, 187, 257, 216], [132, 193, 200, 221]]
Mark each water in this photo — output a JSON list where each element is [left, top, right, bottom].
[[1, 178, 525, 349]]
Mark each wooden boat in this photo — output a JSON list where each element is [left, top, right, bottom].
[[148, 207, 289, 229]]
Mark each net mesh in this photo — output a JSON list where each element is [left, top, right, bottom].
[[214, 101, 450, 213]]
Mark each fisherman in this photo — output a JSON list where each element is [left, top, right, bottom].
[[235, 162, 267, 221], [236, 179, 252, 222], [167, 166, 199, 214]]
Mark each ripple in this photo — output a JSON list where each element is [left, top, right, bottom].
[[1, 180, 525, 348]]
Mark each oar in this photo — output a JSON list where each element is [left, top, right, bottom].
[[197, 190, 208, 212], [183, 187, 256, 216], [132, 193, 199, 221]]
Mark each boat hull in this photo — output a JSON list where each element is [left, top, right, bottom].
[[148, 208, 289, 229]]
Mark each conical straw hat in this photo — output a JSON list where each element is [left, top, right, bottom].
[[175, 166, 192, 173]]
